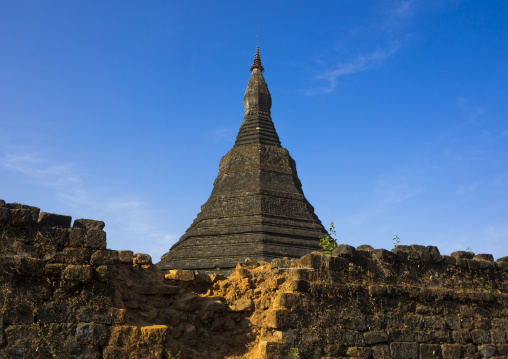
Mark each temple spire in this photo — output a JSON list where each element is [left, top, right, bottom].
[[250, 46, 264, 72], [157, 46, 327, 273], [235, 46, 281, 147]]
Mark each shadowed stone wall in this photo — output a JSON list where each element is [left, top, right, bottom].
[[2, 199, 508, 359]]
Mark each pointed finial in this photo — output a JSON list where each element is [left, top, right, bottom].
[[250, 46, 264, 72], [257, 23, 259, 47]]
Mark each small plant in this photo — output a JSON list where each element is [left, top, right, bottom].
[[290, 346, 300, 358], [393, 235, 400, 248], [32, 321, 58, 358], [1, 289, 10, 312], [466, 247, 472, 253], [166, 349, 181, 359], [319, 222, 338, 254]]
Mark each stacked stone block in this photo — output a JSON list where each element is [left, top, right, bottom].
[[3, 199, 508, 358], [258, 245, 508, 358], [0, 200, 262, 358]]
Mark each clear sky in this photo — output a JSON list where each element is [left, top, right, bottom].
[[1, 1, 507, 261]]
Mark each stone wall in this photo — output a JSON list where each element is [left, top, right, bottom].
[[0, 200, 255, 358], [258, 246, 508, 358], [1, 199, 508, 359]]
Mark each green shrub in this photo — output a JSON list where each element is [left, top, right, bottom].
[[393, 234, 400, 248], [319, 222, 338, 254]]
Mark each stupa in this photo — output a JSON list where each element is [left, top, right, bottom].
[[158, 47, 327, 271]]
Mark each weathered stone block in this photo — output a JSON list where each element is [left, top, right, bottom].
[[390, 342, 418, 358], [36, 227, 69, 247], [372, 344, 390, 358], [165, 269, 195, 281], [369, 285, 387, 297], [445, 316, 461, 331], [15, 256, 44, 277], [86, 229, 107, 249], [68, 227, 86, 247], [478, 344, 497, 357], [388, 329, 415, 342], [276, 292, 298, 309], [133, 252, 152, 265], [423, 316, 446, 330], [60, 247, 91, 264], [452, 330, 471, 344], [231, 298, 254, 311], [456, 258, 468, 268], [95, 265, 113, 282], [442, 255, 457, 266], [288, 268, 312, 281], [474, 253, 494, 261], [78, 307, 113, 325], [347, 346, 372, 358], [174, 293, 201, 312], [8, 204, 40, 222], [76, 323, 108, 346], [372, 248, 396, 262], [194, 272, 212, 284], [420, 344, 441, 358], [3, 325, 35, 355], [44, 263, 66, 278], [461, 343, 478, 356], [336, 329, 365, 346], [63, 265, 93, 283], [3, 300, 34, 324], [491, 318, 508, 330], [325, 255, 348, 271], [288, 280, 309, 292], [9, 209, 33, 226], [73, 218, 105, 231], [258, 341, 290, 359], [0, 207, 9, 224], [264, 309, 293, 329], [36, 302, 78, 323], [472, 329, 490, 344], [428, 330, 451, 343], [451, 251, 474, 259], [118, 250, 134, 264], [299, 252, 324, 269], [38, 212, 72, 228], [490, 330, 507, 344], [111, 308, 126, 325], [364, 331, 389, 345], [332, 244, 356, 259], [442, 344, 461, 359], [357, 244, 374, 251], [90, 249, 119, 266], [203, 300, 226, 312], [497, 344, 508, 356]]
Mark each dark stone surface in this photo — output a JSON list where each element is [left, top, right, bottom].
[[73, 218, 106, 231], [158, 47, 326, 271], [475, 253, 494, 261], [38, 212, 72, 228], [451, 250, 475, 259], [5, 203, 40, 221]]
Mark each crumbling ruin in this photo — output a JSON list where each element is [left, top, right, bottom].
[[2, 199, 508, 358]]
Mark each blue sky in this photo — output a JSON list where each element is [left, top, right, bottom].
[[1, 1, 507, 260]]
